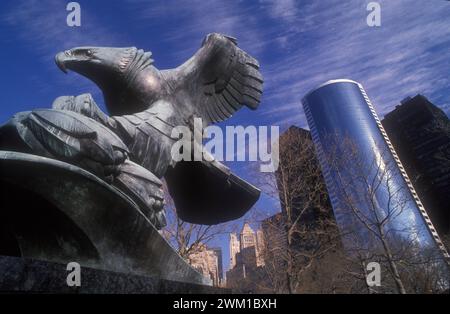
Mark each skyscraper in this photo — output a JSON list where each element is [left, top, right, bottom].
[[302, 79, 449, 264], [229, 233, 240, 269], [211, 247, 224, 283], [261, 212, 287, 279], [188, 243, 220, 286], [382, 95, 450, 236], [256, 229, 265, 267], [229, 222, 264, 270], [240, 223, 257, 249], [226, 223, 266, 292], [275, 126, 335, 237]]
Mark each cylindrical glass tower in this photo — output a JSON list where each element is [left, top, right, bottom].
[[302, 79, 449, 265]]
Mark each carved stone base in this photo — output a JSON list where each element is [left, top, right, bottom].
[[0, 255, 228, 294], [0, 151, 208, 285]]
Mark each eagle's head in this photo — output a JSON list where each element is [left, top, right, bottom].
[[55, 47, 161, 115]]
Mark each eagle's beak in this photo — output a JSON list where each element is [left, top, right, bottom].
[[55, 52, 68, 74]]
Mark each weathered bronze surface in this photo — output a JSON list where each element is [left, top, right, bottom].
[[0, 34, 263, 283]]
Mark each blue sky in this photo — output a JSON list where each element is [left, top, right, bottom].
[[1, 0, 449, 273]]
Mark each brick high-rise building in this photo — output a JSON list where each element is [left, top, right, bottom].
[[229, 222, 264, 270], [240, 223, 257, 249], [211, 247, 224, 283], [261, 212, 286, 268], [256, 228, 265, 267], [226, 223, 266, 291], [275, 126, 335, 244], [188, 244, 221, 286], [229, 233, 240, 269], [382, 95, 450, 236]]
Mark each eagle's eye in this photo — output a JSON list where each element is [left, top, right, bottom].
[[86, 50, 94, 57]]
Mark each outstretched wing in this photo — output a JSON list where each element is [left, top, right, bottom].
[[165, 158, 261, 225], [162, 34, 263, 224], [173, 33, 263, 124], [1, 109, 129, 174]]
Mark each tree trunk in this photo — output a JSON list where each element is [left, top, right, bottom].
[[379, 229, 407, 294]]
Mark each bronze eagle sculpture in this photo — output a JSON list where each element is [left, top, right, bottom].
[[0, 33, 263, 228]]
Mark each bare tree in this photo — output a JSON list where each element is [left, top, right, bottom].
[[161, 184, 236, 261], [326, 136, 449, 294], [254, 127, 342, 293], [253, 129, 449, 294]]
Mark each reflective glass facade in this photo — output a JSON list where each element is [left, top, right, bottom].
[[302, 80, 449, 264]]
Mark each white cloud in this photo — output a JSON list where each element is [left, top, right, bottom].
[[2, 0, 122, 58], [256, 0, 450, 125], [126, 0, 270, 60], [3, 0, 448, 125], [260, 0, 298, 23], [1, 0, 127, 108]]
